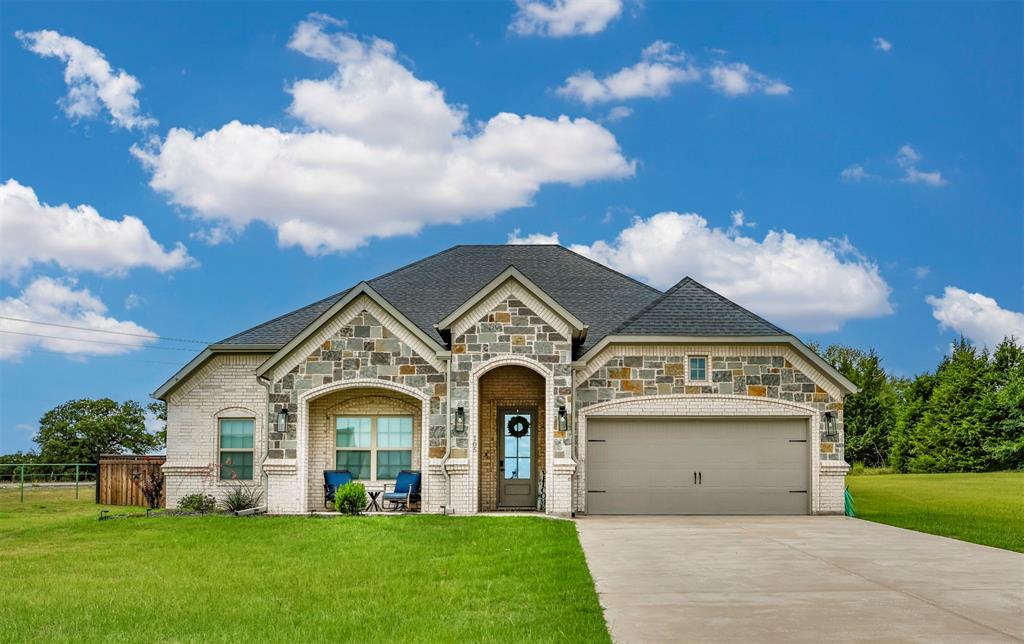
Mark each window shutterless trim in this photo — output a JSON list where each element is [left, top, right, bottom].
[[334, 414, 413, 482], [686, 354, 709, 383], [218, 417, 255, 481]]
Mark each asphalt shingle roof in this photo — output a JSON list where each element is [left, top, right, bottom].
[[215, 246, 788, 357], [612, 277, 789, 337]]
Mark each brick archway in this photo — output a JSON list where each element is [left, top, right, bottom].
[[467, 355, 555, 513], [476, 366, 546, 511]]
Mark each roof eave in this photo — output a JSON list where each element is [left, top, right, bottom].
[[151, 343, 286, 401]]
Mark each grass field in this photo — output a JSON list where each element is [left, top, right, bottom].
[[846, 471, 1024, 553], [0, 488, 609, 643]]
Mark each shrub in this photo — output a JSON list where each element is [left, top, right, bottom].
[[334, 481, 366, 515], [130, 467, 165, 509], [222, 484, 264, 513], [178, 493, 217, 513]]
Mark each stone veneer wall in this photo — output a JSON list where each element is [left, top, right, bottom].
[[577, 352, 844, 461], [450, 297, 573, 457], [447, 295, 574, 514], [269, 310, 447, 460]]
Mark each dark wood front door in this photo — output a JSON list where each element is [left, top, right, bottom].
[[497, 407, 537, 508]]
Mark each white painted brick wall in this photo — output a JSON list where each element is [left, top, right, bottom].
[[164, 353, 270, 508]]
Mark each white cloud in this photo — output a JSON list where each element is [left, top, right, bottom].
[[843, 145, 947, 187], [569, 211, 893, 332], [507, 228, 561, 244], [0, 179, 195, 281], [133, 14, 634, 256], [0, 277, 157, 361], [927, 287, 1024, 349], [707, 62, 791, 97], [16, 29, 155, 130], [911, 266, 931, 279], [558, 41, 700, 104], [873, 37, 893, 53], [840, 164, 869, 182], [896, 144, 946, 186], [124, 293, 144, 310], [604, 106, 634, 122], [510, 0, 623, 37], [728, 209, 756, 234], [560, 42, 790, 105]]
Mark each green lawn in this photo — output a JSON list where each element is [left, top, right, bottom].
[[0, 488, 609, 643], [846, 471, 1024, 553]]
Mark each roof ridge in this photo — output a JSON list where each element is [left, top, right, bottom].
[[367, 244, 464, 284], [216, 287, 351, 344], [553, 245, 662, 295], [682, 277, 791, 335]]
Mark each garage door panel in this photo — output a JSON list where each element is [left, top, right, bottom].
[[586, 418, 809, 515]]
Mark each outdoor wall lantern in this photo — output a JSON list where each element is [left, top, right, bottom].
[[558, 405, 568, 432], [823, 411, 838, 439], [455, 407, 466, 434], [276, 407, 289, 434]]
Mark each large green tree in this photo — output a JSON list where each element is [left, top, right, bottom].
[[33, 399, 163, 464], [818, 344, 898, 467], [906, 338, 993, 472], [888, 373, 937, 471], [982, 338, 1024, 469]]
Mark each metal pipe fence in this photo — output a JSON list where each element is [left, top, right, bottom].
[[0, 463, 98, 502]]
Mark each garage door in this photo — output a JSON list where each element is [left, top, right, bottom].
[[586, 418, 809, 515]]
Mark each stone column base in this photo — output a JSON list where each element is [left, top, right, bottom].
[[264, 459, 300, 514]]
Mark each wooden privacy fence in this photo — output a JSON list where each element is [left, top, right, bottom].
[[99, 455, 166, 507]]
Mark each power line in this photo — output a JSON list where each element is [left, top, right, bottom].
[[0, 315, 210, 344], [24, 347, 187, 366], [0, 329, 199, 352]]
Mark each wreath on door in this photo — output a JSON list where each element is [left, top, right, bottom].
[[506, 415, 531, 438]]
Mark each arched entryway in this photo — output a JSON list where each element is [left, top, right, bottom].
[[477, 365, 546, 511], [296, 379, 431, 512]]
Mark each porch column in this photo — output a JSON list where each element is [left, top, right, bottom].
[[264, 460, 300, 514]]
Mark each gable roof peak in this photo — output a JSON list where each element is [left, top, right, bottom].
[[612, 275, 789, 337]]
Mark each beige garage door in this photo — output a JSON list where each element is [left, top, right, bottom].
[[586, 418, 810, 515]]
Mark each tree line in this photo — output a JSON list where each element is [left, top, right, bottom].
[[815, 336, 1023, 472]]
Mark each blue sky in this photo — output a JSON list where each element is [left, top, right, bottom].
[[1, 1, 1022, 454]]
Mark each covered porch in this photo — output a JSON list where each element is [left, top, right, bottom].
[[293, 380, 432, 513]]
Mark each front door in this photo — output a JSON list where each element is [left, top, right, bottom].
[[498, 407, 536, 508]]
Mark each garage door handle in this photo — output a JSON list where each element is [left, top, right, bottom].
[[693, 471, 697, 484], [698, 471, 702, 485]]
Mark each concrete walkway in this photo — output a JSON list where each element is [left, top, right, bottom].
[[575, 516, 1024, 643]]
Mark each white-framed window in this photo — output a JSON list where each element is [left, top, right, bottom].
[[687, 355, 708, 382], [335, 415, 413, 481], [219, 418, 254, 480]]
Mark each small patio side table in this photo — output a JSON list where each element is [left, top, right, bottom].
[[365, 490, 383, 512]]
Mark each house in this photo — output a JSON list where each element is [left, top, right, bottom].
[[154, 245, 854, 515]]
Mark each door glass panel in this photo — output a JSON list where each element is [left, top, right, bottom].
[[503, 413, 532, 480]]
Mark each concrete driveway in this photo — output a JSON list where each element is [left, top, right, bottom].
[[576, 517, 1023, 643]]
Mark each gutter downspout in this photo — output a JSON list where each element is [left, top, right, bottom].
[[257, 375, 273, 513], [439, 357, 453, 514], [569, 365, 579, 516]]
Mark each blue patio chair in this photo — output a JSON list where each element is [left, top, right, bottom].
[[323, 470, 353, 508], [383, 470, 421, 512]]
